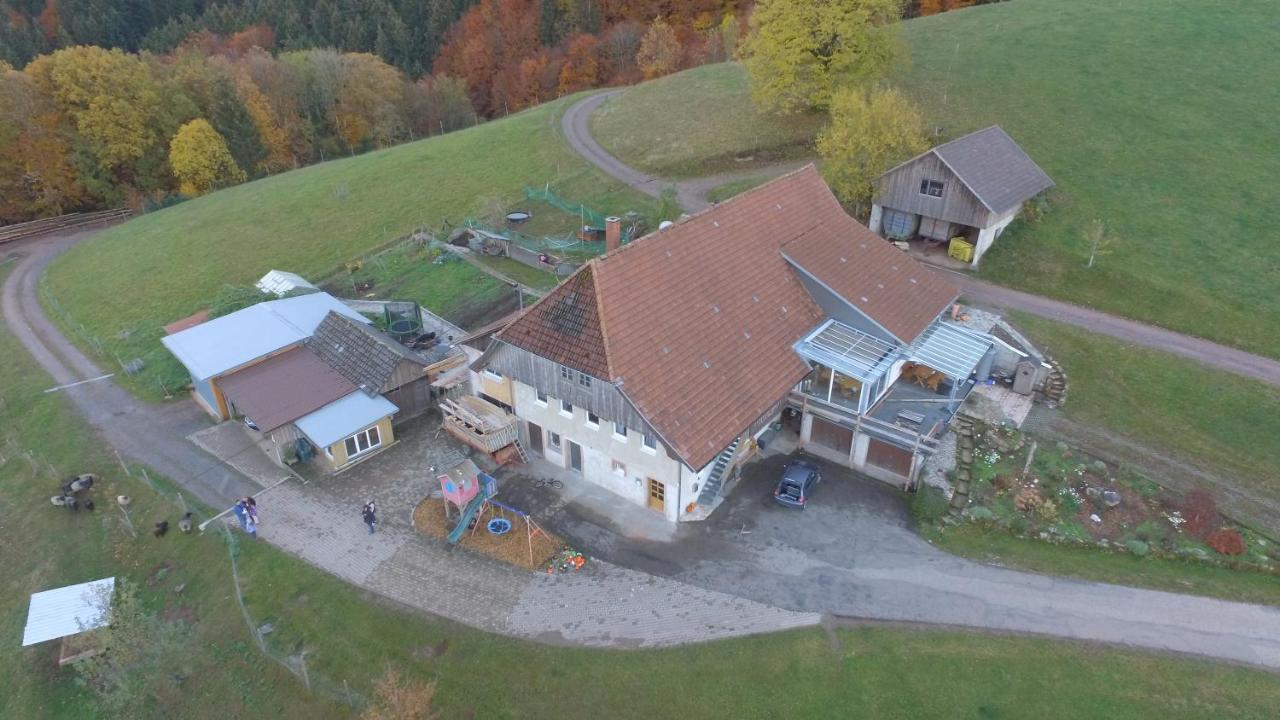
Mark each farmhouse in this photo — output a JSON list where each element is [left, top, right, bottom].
[[470, 166, 1011, 522], [868, 126, 1054, 267], [163, 292, 456, 471]]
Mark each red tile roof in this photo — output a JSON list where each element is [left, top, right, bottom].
[[496, 265, 611, 380], [216, 346, 356, 433], [496, 165, 956, 469], [781, 213, 958, 342]]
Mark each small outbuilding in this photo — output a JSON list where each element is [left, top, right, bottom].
[[869, 125, 1053, 267], [23, 577, 114, 666]]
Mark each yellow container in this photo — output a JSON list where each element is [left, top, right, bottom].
[[948, 237, 974, 263]]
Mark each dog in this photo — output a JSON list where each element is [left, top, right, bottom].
[[153, 520, 169, 537], [178, 512, 193, 534]]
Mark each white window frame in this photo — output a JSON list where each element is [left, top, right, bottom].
[[560, 399, 573, 417], [612, 422, 628, 441], [612, 459, 626, 476], [919, 179, 945, 197], [483, 368, 503, 381], [577, 371, 592, 388], [586, 411, 600, 429], [642, 433, 657, 454], [549, 431, 562, 449], [534, 390, 549, 406], [343, 424, 382, 460], [560, 365, 573, 381]]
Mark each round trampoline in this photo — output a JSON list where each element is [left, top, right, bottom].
[[487, 518, 512, 535]]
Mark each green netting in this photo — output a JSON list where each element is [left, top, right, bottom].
[[462, 218, 603, 255], [523, 185, 607, 229]]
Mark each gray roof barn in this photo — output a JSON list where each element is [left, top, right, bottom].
[[929, 126, 1054, 214], [307, 311, 428, 395]]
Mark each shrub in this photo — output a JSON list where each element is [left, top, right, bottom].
[[1182, 489, 1220, 540], [910, 485, 950, 524], [1125, 540, 1150, 557], [1207, 528, 1246, 556]]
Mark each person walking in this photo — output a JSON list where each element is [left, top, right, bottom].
[[362, 501, 377, 535], [233, 498, 257, 539]]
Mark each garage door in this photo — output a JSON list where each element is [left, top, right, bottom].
[[810, 417, 853, 456], [866, 438, 913, 478]]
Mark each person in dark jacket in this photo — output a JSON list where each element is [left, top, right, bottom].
[[362, 501, 377, 534]]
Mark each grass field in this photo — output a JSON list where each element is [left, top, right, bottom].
[[924, 523, 1280, 608], [42, 95, 657, 398], [1011, 313, 1280, 524], [588, 1, 1280, 358], [8, 258, 1280, 718], [589, 63, 825, 178]]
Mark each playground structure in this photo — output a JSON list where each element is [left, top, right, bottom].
[[430, 459, 558, 569]]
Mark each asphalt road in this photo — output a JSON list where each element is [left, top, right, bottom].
[[561, 92, 1280, 387]]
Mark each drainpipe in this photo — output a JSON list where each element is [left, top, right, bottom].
[[676, 463, 683, 522]]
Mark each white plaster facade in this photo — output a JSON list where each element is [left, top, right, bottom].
[[508, 380, 698, 522]]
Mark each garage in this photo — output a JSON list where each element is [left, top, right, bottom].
[[866, 438, 913, 478], [809, 416, 853, 456]]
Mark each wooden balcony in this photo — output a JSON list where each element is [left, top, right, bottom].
[[440, 396, 519, 454]]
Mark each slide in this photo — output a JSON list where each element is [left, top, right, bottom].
[[446, 494, 486, 545]]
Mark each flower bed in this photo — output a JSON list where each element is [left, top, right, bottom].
[[949, 423, 1278, 573]]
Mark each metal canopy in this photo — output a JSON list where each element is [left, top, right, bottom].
[[909, 321, 993, 380], [23, 577, 114, 646], [795, 320, 901, 382]]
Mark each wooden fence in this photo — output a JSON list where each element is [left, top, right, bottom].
[[0, 209, 131, 245]]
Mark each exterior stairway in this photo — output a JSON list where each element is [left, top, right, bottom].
[[696, 437, 742, 507]]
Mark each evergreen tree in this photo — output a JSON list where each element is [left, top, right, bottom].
[[210, 75, 266, 177]]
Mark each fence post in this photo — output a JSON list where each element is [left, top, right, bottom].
[[114, 449, 131, 476]]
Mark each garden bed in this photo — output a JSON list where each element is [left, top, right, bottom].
[[412, 496, 564, 572], [947, 423, 1278, 573]]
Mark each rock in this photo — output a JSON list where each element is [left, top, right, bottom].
[[1085, 486, 1102, 500], [173, 583, 186, 594], [1089, 513, 1102, 523], [258, 622, 275, 636], [1125, 540, 1150, 557], [1102, 490, 1121, 507]]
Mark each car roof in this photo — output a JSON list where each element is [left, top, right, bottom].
[[782, 462, 816, 481]]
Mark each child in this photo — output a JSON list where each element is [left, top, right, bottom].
[[362, 501, 377, 535]]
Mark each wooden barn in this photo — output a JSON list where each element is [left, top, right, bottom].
[[869, 126, 1053, 267]]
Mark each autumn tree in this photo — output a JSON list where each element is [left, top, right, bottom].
[[636, 17, 681, 79], [25, 46, 168, 192], [335, 53, 408, 151], [433, 0, 542, 116], [558, 33, 601, 94], [740, 0, 904, 114], [0, 60, 87, 221], [169, 118, 246, 195], [816, 86, 927, 211]]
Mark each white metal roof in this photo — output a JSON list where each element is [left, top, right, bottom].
[[908, 321, 994, 380], [295, 391, 397, 449], [161, 293, 369, 381], [23, 577, 114, 646], [795, 320, 901, 382], [256, 270, 317, 297]]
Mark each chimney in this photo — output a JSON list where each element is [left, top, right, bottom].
[[604, 216, 621, 253]]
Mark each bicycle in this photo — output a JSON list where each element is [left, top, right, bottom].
[[534, 477, 564, 490]]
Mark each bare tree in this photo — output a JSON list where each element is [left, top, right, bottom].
[[361, 666, 439, 720], [1084, 218, 1114, 268]]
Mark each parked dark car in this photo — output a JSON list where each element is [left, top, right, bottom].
[[773, 459, 821, 509]]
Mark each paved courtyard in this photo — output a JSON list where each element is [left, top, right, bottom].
[[195, 414, 818, 646]]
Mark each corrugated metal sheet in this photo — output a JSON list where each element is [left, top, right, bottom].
[[161, 293, 369, 381], [908, 322, 993, 380], [295, 391, 397, 448], [795, 320, 901, 382], [23, 577, 114, 646], [256, 269, 317, 297], [217, 346, 356, 432]]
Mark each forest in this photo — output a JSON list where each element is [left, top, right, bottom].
[[0, 0, 982, 223]]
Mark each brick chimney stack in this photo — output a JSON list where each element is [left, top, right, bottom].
[[605, 216, 621, 253]]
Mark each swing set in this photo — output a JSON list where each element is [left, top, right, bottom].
[[470, 497, 548, 567]]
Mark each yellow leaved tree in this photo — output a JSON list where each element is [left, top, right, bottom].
[[168, 118, 245, 196], [740, 0, 903, 114], [816, 86, 928, 213]]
